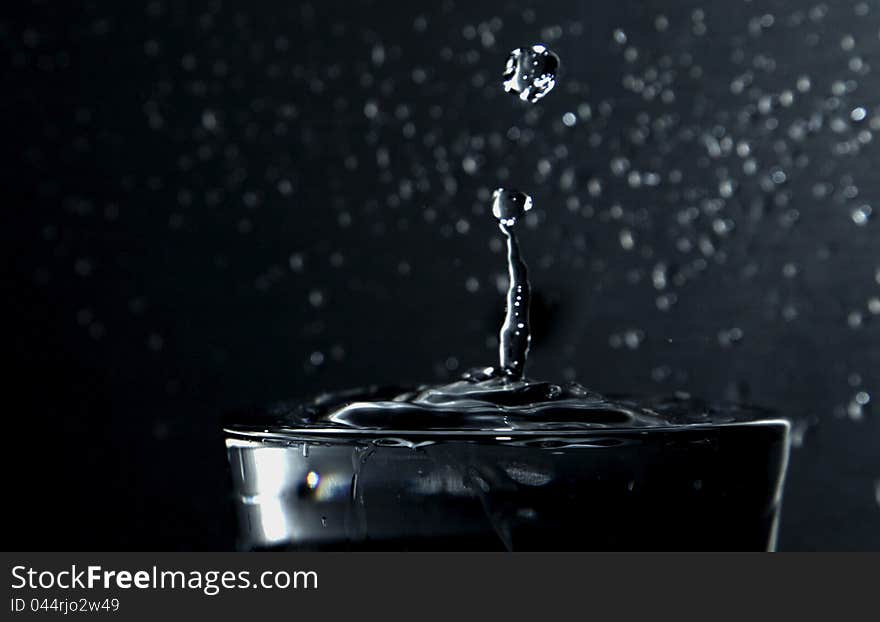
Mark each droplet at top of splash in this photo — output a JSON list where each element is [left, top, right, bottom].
[[503, 44, 559, 103], [492, 188, 533, 226]]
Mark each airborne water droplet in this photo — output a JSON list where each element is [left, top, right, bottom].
[[502, 44, 559, 103]]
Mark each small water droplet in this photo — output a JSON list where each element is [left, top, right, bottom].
[[502, 44, 559, 103], [851, 204, 872, 226], [491, 188, 533, 226]]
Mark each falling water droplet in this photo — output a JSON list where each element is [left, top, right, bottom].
[[502, 44, 559, 103]]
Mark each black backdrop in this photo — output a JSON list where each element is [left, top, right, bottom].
[[4, 0, 879, 550]]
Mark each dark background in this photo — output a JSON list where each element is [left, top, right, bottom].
[[3, 0, 879, 550]]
